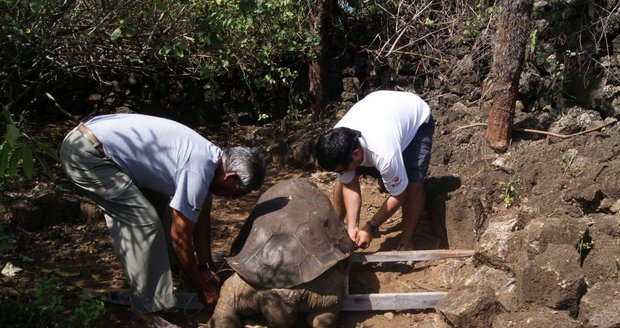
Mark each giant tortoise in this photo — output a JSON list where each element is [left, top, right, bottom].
[[207, 178, 354, 328]]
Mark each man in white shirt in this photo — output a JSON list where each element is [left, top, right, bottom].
[[60, 114, 266, 327], [316, 91, 434, 250]]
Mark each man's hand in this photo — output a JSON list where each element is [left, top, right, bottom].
[[196, 278, 220, 309], [356, 226, 372, 249], [347, 226, 359, 245]]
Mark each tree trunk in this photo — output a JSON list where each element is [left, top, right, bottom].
[[308, 0, 332, 117], [485, 0, 533, 152]]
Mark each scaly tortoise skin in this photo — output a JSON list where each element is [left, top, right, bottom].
[[208, 178, 354, 328]]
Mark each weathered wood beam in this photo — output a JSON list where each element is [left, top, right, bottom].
[[211, 249, 476, 264], [350, 249, 476, 263], [101, 290, 447, 312], [342, 292, 446, 311]]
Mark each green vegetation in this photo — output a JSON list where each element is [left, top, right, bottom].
[[576, 229, 594, 253], [0, 275, 106, 327], [576, 228, 594, 267], [503, 181, 516, 208], [1, 107, 59, 181], [33, 276, 63, 316], [74, 291, 106, 325]]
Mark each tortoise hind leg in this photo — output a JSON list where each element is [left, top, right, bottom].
[[259, 291, 298, 327]]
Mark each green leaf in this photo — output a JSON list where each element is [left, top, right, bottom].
[[154, 0, 168, 11], [1, 107, 14, 125], [21, 144, 33, 179], [29, 0, 44, 13], [173, 48, 184, 58], [7, 145, 23, 178], [158, 45, 173, 56], [174, 40, 189, 50], [110, 28, 122, 41], [0, 144, 9, 176], [123, 26, 137, 37], [6, 123, 19, 148]]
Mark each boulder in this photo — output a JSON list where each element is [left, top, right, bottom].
[[436, 285, 502, 328], [579, 281, 620, 328], [516, 244, 586, 315]]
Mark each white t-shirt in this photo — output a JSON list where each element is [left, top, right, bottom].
[[335, 91, 431, 196], [85, 114, 221, 222]]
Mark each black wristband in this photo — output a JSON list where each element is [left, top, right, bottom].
[[366, 221, 380, 238], [198, 262, 211, 271]]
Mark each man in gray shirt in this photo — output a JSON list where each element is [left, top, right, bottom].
[[60, 114, 266, 327]]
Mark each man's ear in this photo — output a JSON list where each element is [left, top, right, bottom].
[[223, 171, 238, 181], [352, 147, 363, 160]]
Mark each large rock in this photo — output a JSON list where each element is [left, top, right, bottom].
[[436, 285, 502, 328], [516, 244, 586, 315], [579, 281, 620, 328], [477, 216, 523, 265], [458, 265, 517, 311], [520, 216, 590, 255], [581, 215, 620, 286]]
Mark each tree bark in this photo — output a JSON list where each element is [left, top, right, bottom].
[[308, 0, 332, 117], [485, 0, 533, 152]]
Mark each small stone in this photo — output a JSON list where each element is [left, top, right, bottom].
[[611, 198, 620, 213], [1, 262, 23, 277], [384, 312, 395, 320]]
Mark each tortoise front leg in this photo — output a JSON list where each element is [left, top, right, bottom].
[[259, 290, 299, 327]]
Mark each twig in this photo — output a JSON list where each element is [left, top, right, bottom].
[[452, 120, 617, 139], [44, 93, 79, 122]]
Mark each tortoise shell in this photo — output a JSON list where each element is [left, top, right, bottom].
[[226, 178, 354, 289]]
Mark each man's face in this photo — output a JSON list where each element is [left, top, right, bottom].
[[213, 174, 251, 198], [334, 147, 363, 174], [334, 161, 356, 175]]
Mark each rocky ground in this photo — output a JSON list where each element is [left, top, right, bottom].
[[1, 91, 620, 327]]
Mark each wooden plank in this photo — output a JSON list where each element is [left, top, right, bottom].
[[350, 249, 476, 263], [341, 292, 446, 311], [102, 290, 446, 312], [212, 249, 475, 265], [104, 290, 204, 311]]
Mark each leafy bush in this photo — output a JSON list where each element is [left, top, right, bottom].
[[33, 276, 62, 316], [0, 106, 59, 180], [190, 0, 318, 103], [0, 0, 318, 119], [0, 275, 105, 327], [74, 292, 106, 325]]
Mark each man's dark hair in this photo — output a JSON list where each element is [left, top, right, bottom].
[[315, 127, 361, 171], [222, 147, 266, 190]]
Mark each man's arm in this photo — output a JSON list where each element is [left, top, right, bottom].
[[193, 200, 213, 265], [193, 200, 221, 286], [170, 208, 219, 307], [342, 177, 362, 243], [356, 193, 406, 248]]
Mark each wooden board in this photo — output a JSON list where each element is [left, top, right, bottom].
[[342, 292, 446, 311], [350, 249, 476, 263], [212, 249, 476, 264], [102, 290, 446, 312]]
